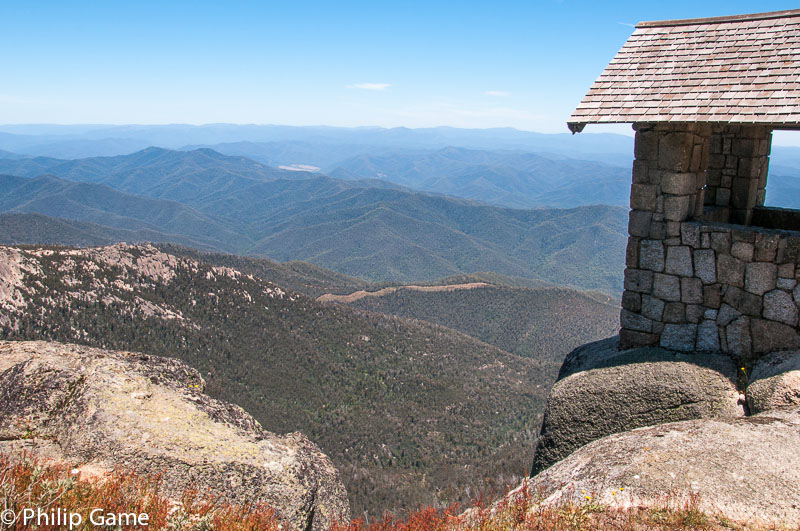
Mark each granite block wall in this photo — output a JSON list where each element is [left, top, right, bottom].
[[704, 124, 771, 225], [620, 122, 800, 362]]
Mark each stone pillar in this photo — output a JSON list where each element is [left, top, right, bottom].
[[620, 123, 711, 349], [705, 125, 772, 225]]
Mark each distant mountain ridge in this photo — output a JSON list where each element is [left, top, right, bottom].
[[0, 174, 246, 251], [0, 212, 221, 251], [0, 147, 316, 203], [179, 140, 399, 170], [0, 124, 635, 160], [0, 149, 24, 159], [0, 148, 628, 292], [329, 146, 631, 208], [1, 124, 798, 210]]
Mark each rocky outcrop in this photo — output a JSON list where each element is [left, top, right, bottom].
[[528, 407, 800, 527], [531, 336, 743, 474], [527, 331, 800, 525], [0, 340, 350, 530], [747, 350, 800, 414]]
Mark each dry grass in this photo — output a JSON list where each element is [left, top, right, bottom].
[[0, 452, 281, 530], [335, 483, 755, 531], [0, 452, 792, 530]]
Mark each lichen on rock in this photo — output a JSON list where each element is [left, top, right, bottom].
[[747, 350, 800, 413], [527, 407, 800, 527], [0, 340, 350, 531], [531, 336, 743, 475]]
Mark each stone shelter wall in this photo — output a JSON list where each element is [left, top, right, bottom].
[[620, 122, 800, 362], [704, 124, 772, 225]]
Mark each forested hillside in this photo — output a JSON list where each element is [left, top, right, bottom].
[[156, 242, 374, 298], [153, 245, 619, 363], [0, 244, 555, 516], [335, 285, 618, 362]]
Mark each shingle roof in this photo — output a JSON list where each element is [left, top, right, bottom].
[[568, 9, 800, 132]]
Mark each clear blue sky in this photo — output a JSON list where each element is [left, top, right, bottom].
[[2, 1, 798, 134]]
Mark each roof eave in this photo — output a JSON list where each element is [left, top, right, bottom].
[[567, 122, 586, 134]]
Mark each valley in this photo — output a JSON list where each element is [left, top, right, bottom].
[[0, 131, 626, 514], [0, 243, 614, 516], [2, 123, 790, 524]]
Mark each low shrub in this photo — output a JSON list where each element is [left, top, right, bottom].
[[0, 452, 783, 530]]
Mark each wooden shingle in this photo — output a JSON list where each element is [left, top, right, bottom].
[[568, 10, 800, 132]]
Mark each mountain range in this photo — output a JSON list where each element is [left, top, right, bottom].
[[0, 148, 628, 292], [0, 142, 636, 210], [0, 124, 635, 161], [328, 146, 631, 208], [0, 174, 244, 251]]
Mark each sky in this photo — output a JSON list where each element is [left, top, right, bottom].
[[2, 1, 799, 136]]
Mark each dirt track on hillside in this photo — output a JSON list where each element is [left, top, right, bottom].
[[316, 282, 489, 303]]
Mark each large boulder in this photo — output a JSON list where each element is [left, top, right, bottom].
[[0, 341, 350, 530], [527, 407, 800, 527], [531, 336, 743, 474], [747, 350, 800, 414]]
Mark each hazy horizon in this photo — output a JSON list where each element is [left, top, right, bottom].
[[3, 1, 799, 134]]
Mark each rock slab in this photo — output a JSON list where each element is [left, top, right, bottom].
[[528, 408, 800, 527], [531, 336, 742, 474], [0, 341, 350, 530], [747, 350, 800, 414]]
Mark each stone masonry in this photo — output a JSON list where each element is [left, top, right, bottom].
[[620, 122, 800, 362], [704, 124, 772, 226]]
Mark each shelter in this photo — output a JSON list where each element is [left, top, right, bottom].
[[570, 10, 800, 359]]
